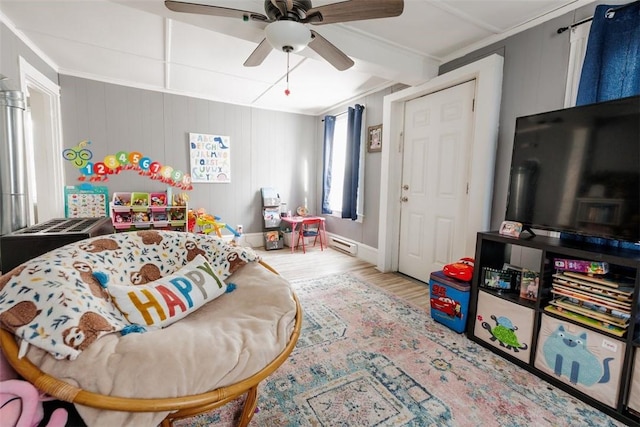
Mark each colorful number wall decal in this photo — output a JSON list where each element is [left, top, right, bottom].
[[62, 140, 193, 190]]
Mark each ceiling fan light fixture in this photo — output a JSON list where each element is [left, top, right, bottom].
[[265, 20, 311, 53]]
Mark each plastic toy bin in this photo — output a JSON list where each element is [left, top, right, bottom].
[[429, 271, 470, 333], [112, 192, 132, 210], [111, 211, 132, 230], [131, 192, 150, 210], [150, 192, 167, 210]]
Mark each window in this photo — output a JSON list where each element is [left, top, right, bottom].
[[327, 114, 347, 212], [322, 104, 365, 220]]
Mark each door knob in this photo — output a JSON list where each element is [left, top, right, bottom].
[[401, 197, 408, 202], [402, 184, 409, 190]]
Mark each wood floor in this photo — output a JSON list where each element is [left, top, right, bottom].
[[254, 245, 430, 310]]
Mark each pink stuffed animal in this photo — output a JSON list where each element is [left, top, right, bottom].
[[0, 348, 68, 427]]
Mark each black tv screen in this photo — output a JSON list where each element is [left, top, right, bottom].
[[505, 95, 640, 243]]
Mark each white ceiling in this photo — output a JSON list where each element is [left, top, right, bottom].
[[0, 0, 597, 115]]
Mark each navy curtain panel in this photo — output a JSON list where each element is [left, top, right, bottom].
[[341, 104, 365, 220], [321, 115, 336, 214], [576, 1, 640, 105]]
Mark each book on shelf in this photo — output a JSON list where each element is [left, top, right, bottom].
[[553, 272, 633, 297], [544, 305, 626, 337], [550, 283, 632, 312], [545, 267, 636, 338], [548, 297, 629, 327]]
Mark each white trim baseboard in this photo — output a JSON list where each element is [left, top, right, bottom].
[[240, 231, 378, 265]]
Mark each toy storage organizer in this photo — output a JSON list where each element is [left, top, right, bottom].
[[111, 191, 187, 232], [467, 232, 640, 425], [261, 187, 283, 250], [429, 271, 470, 333]]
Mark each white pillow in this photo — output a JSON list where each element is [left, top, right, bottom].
[[108, 255, 232, 328]]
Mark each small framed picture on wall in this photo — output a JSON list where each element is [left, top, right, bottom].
[[367, 124, 382, 153]]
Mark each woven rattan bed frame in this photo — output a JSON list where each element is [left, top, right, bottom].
[[0, 261, 302, 427]]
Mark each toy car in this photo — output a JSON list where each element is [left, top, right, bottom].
[[443, 257, 475, 282], [430, 296, 462, 318]]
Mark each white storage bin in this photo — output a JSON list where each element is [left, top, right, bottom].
[[535, 313, 625, 408], [474, 290, 535, 363], [628, 350, 640, 414]]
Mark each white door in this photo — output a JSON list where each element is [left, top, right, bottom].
[[398, 80, 476, 282], [20, 58, 65, 224]]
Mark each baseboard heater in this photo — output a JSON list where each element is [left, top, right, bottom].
[[328, 236, 357, 256]]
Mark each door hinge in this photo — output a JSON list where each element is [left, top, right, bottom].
[[472, 98, 475, 112], [399, 131, 404, 153], [466, 182, 469, 194]]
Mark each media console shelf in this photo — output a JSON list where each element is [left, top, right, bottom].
[[467, 231, 640, 426]]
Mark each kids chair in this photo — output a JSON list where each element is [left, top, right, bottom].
[[297, 218, 324, 253]]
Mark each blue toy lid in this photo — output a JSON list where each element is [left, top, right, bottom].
[[429, 270, 471, 291]]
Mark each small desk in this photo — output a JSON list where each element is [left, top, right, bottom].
[[280, 216, 326, 253]]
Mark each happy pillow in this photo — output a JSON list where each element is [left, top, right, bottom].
[[108, 255, 233, 328]]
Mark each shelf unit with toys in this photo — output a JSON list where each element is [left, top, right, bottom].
[[261, 187, 284, 250], [110, 190, 188, 232], [467, 231, 640, 426]]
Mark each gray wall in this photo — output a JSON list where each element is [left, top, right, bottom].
[[318, 83, 407, 249], [0, 23, 57, 88], [60, 75, 317, 234], [2, 21, 319, 237], [439, 2, 617, 230], [58, 77, 407, 247]]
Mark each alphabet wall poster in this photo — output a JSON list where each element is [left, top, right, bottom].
[[189, 133, 231, 183]]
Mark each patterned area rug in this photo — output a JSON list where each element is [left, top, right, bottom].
[[176, 273, 626, 427]]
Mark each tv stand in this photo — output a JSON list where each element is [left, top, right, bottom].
[[519, 225, 537, 238], [467, 231, 640, 426]]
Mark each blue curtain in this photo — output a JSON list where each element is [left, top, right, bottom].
[[565, 1, 640, 251], [576, 1, 640, 105], [341, 104, 365, 220], [321, 115, 335, 214]]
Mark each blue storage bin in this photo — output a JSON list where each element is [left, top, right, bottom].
[[429, 270, 470, 333]]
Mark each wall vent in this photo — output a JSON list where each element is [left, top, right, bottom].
[[328, 236, 357, 256]]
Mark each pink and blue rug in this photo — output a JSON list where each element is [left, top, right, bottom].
[[178, 273, 627, 426]]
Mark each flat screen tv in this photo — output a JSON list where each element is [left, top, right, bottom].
[[505, 95, 640, 243]]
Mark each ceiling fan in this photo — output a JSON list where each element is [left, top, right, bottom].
[[164, 0, 404, 71]]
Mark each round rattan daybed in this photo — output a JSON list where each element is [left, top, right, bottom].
[[0, 282, 301, 426], [0, 231, 302, 427]]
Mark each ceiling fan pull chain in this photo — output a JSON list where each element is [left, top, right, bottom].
[[285, 51, 291, 96]]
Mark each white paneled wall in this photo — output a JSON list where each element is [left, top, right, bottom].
[[59, 75, 316, 234]]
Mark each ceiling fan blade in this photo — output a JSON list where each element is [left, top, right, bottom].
[[165, 0, 269, 22], [308, 30, 354, 71], [243, 38, 273, 67], [304, 0, 404, 25], [270, 0, 294, 16]]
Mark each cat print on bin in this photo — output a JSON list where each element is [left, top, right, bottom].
[[542, 325, 613, 386]]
